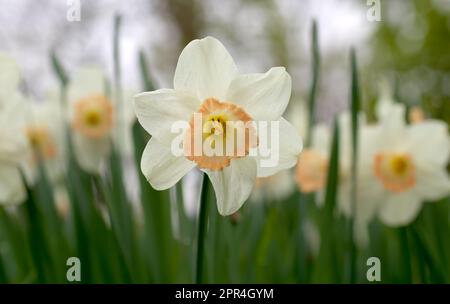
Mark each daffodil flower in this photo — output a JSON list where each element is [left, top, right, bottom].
[[67, 67, 115, 173], [22, 97, 66, 185], [68, 67, 137, 174], [360, 105, 450, 227], [0, 53, 28, 205], [134, 37, 302, 215]]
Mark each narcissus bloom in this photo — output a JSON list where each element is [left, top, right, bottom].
[[68, 67, 114, 173], [0, 53, 28, 205], [360, 105, 450, 227], [68, 67, 137, 174], [134, 37, 302, 215], [22, 97, 66, 185]]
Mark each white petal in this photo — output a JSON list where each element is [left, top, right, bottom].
[[408, 120, 450, 167], [67, 67, 105, 104], [174, 36, 238, 101], [205, 157, 257, 216], [378, 192, 422, 227], [255, 118, 303, 177], [134, 89, 199, 145], [415, 167, 450, 202], [226, 67, 292, 121], [285, 99, 309, 139], [0, 53, 20, 100], [0, 163, 26, 205], [73, 133, 110, 174], [377, 100, 405, 125], [338, 173, 382, 223], [141, 138, 195, 190], [358, 125, 382, 165], [0, 94, 28, 163]]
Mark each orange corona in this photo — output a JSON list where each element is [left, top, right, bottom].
[[72, 95, 114, 139], [374, 152, 416, 192], [184, 98, 257, 170], [296, 149, 328, 193]]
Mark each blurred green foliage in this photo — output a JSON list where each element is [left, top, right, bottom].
[[366, 0, 450, 125]]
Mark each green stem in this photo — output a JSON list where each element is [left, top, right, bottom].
[[195, 174, 210, 284], [113, 14, 125, 147], [306, 19, 320, 147]]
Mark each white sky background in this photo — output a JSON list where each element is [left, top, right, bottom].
[[0, 0, 376, 122]]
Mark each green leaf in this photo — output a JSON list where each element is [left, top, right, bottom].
[[312, 119, 340, 283], [195, 174, 211, 283], [132, 121, 174, 282], [50, 52, 68, 87], [138, 50, 156, 91], [348, 48, 361, 283]]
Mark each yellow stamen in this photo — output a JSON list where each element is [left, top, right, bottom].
[[374, 152, 415, 192], [184, 98, 257, 170]]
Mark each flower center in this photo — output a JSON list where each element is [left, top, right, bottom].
[[73, 95, 114, 139], [295, 149, 328, 193], [26, 125, 57, 160], [184, 98, 257, 170], [374, 152, 416, 192], [85, 109, 102, 126]]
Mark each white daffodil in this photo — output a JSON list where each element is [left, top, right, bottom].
[[68, 67, 137, 174], [21, 98, 66, 185], [134, 37, 302, 216], [360, 105, 450, 227], [0, 53, 28, 205], [67, 67, 113, 174]]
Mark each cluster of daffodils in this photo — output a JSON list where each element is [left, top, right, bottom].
[[0, 54, 136, 207], [134, 37, 303, 215], [293, 85, 450, 245], [2, 35, 449, 246], [133, 36, 450, 229]]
